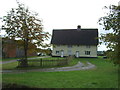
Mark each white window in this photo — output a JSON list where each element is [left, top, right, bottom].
[[86, 45, 90, 48], [57, 45, 60, 47], [68, 45, 72, 48], [68, 50, 72, 55], [85, 51, 91, 55], [56, 51, 59, 54]]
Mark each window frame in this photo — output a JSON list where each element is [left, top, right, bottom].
[[56, 51, 59, 54], [85, 51, 91, 55], [86, 45, 91, 48], [68, 45, 72, 48]]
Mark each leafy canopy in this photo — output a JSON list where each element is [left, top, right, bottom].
[[2, 2, 50, 48], [1, 2, 50, 67], [99, 5, 120, 65]]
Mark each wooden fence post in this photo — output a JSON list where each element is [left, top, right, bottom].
[[66, 58, 68, 65], [18, 60, 20, 67], [40, 59, 42, 67]]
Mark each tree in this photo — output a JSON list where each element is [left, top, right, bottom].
[[99, 5, 120, 65], [36, 48, 52, 56], [1, 2, 50, 67]]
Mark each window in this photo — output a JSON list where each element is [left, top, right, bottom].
[[86, 45, 90, 48], [85, 51, 91, 55], [57, 45, 60, 47], [56, 51, 59, 54], [68, 45, 72, 48], [68, 50, 72, 55]]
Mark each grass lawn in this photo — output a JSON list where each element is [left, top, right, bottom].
[[2, 57, 77, 70], [1, 57, 20, 62], [2, 57, 119, 88]]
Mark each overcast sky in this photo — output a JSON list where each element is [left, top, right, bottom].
[[0, 0, 119, 51]]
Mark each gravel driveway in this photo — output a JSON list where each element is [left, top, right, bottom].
[[1, 61, 96, 73]]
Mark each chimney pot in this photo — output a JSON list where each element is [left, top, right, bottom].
[[77, 25, 81, 30]]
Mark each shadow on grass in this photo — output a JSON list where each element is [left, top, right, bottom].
[[2, 83, 31, 88]]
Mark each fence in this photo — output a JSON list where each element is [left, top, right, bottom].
[[17, 58, 71, 67]]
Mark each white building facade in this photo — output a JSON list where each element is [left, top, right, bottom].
[[52, 45, 97, 57], [51, 25, 98, 58]]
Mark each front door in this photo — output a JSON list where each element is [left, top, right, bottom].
[[76, 51, 79, 58], [61, 50, 64, 57], [68, 50, 72, 56]]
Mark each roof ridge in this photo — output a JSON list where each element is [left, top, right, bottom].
[[53, 29, 98, 30]]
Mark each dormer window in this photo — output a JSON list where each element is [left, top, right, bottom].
[[86, 45, 90, 48], [57, 45, 60, 47], [77, 25, 81, 31], [68, 45, 72, 48]]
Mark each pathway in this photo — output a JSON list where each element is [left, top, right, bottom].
[[0, 56, 51, 64], [1, 61, 96, 73]]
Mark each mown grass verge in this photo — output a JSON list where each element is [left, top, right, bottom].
[[2, 57, 119, 88]]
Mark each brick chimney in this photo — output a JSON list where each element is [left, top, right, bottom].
[[77, 25, 81, 31]]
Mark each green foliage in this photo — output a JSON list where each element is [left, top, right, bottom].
[[2, 2, 50, 47], [36, 48, 52, 56], [99, 5, 120, 65], [1, 2, 50, 67]]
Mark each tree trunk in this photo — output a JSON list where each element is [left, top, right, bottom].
[[118, 65, 120, 89], [24, 38, 28, 67], [19, 17, 29, 67], [20, 28, 29, 67], [19, 38, 28, 67]]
